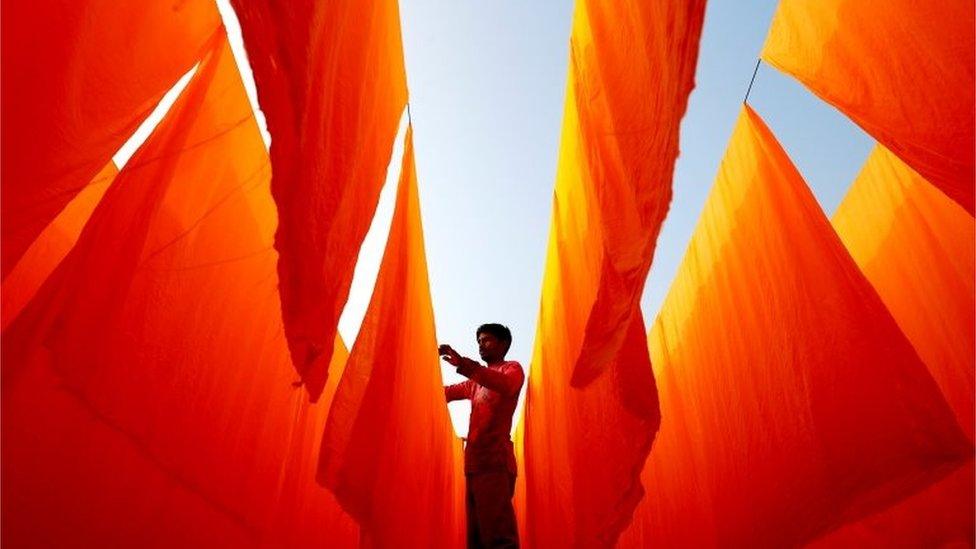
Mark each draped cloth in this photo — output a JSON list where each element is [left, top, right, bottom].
[[521, 1, 704, 545], [0, 0, 220, 278], [811, 145, 975, 547], [318, 127, 465, 548], [2, 162, 117, 331], [761, 0, 975, 215], [617, 107, 972, 548], [229, 0, 409, 400], [2, 33, 357, 548]]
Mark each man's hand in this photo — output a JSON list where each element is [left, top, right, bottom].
[[438, 344, 463, 367]]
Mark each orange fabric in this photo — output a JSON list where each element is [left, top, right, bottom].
[[761, 0, 975, 215], [2, 162, 117, 332], [810, 145, 976, 547], [568, 0, 705, 385], [808, 462, 975, 548], [0, 0, 220, 278], [2, 34, 357, 547], [521, 2, 704, 545], [617, 107, 972, 547], [317, 127, 465, 547], [832, 145, 975, 440], [229, 0, 409, 401]]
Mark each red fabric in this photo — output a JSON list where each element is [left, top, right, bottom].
[[520, 1, 704, 545], [761, 0, 975, 215], [617, 106, 972, 548], [317, 127, 465, 547], [446, 360, 525, 474], [2, 33, 357, 548], [0, 0, 219, 278], [2, 162, 116, 331], [229, 0, 409, 400]]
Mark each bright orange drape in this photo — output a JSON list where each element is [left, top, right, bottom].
[[229, 0, 409, 400], [318, 127, 465, 548], [0, 0, 220, 278], [617, 106, 971, 548], [761, 0, 975, 215], [810, 145, 975, 547], [521, 2, 704, 546], [568, 0, 706, 383], [2, 162, 117, 331], [2, 34, 357, 547]]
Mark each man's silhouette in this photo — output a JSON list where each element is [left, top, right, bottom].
[[440, 323, 524, 549]]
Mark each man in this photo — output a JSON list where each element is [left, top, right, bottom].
[[440, 323, 524, 549]]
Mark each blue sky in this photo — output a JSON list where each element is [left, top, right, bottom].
[[118, 1, 875, 435]]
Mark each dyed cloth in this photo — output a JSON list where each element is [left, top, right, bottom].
[[318, 127, 465, 548], [811, 145, 975, 547], [762, 0, 975, 214], [446, 360, 525, 474], [617, 107, 971, 548], [521, 0, 704, 545], [229, 0, 409, 400], [2, 162, 116, 331], [2, 33, 357, 548], [1, 0, 219, 277]]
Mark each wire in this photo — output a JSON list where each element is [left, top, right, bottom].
[[743, 59, 761, 104]]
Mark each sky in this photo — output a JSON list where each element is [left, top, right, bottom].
[[116, 1, 874, 436]]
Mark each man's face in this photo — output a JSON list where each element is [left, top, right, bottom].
[[477, 332, 504, 362]]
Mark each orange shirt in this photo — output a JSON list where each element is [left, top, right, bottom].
[[446, 360, 525, 475]]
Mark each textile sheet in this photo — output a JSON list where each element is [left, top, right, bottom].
[[318, 127, 466, 548], [229, 0, 409, 400], [2, 34, 357, 548], [0, 0, 220, 277], [521, 1, 705, 545], [809, 145, 975, 547], [617, 107, 971, 547], [761, 0, 975, 215]]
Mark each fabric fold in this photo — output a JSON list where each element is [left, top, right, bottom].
[[229, 0, 409, 400], [318, 127, 465, 547], [618, 106, 972, 548], [761, 0, 975, 215]]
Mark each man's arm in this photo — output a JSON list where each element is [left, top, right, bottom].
[[445, 380, 475, 402], [456, 358, 523, 397]]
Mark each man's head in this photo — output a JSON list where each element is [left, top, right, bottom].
[[476, 323, 512, 364]]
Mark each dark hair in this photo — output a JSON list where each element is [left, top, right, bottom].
[[476, 323, 512, 353]]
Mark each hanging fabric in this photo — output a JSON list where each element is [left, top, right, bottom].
[[318, 126, 466, 547], [761, 0, 975, 215], [521, 0, 705, 545], [229, 0, 409, 401], [2, 33, 357, 547], [1, 0, 220, 278], [810, 144, 975, 547], [617, 106, 972, 548]]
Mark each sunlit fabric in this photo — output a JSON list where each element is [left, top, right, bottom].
[[229, 0, 409, 401], [568, 0, 705, 385], [2, 34, 357, 547], [810, 145, 976, 547], [2, 162, 116, 332], [761, 0, 975, 215], [833, 145, 975, 440], [0, 0, 220, 278], [522, 2, 705, 544], [617, 106, 972, 548], [318, 127, 465, 547]]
